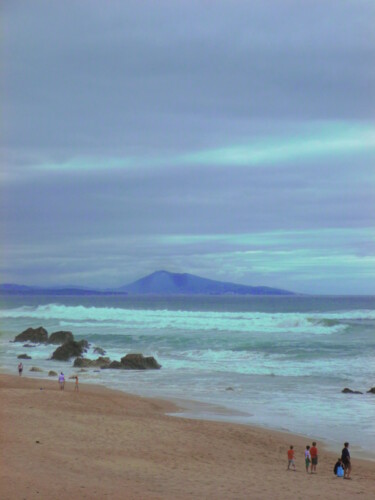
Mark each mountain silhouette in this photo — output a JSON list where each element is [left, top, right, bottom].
[[119, 270, 294, 295]]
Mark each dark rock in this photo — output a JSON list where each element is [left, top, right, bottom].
[[342, 388, 363, 394], [17, 354, 31, 359], [51, 340, 84, 361], [225, 387, 234, 391], [48, 370, 58, 376], [77, 339, 89, 352], [30, 366, 43, 372], [47, 331, 74, 344], [120, 353, 161, 370], [73, 357, 111, 368], [93, 346, 106, 356], [23, 344, 35, 348], [106, 360, 123, 369], [14, 327, 48, 343], [367, 387, 375, 394]]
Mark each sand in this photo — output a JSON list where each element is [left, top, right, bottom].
[[1, 374, 374, 500]]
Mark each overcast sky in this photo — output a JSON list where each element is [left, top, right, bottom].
[[1, 0, 375, 294]]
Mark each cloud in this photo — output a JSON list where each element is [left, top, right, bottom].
[[1, 1, 375, 293]]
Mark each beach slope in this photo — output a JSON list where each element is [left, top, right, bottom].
[[0, 374, 374, 499]]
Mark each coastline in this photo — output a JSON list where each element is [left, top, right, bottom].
[[1, 374, 374, 499]]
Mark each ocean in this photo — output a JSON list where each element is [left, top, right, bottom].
[[1, 294, 374, 457]]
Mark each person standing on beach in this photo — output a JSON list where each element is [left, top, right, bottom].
[[310, 441, 318, 473], [18, 362, 23, 376], [305, 445, 311, 473], [341, 442, 352, 479], [74, 375, 79, 392], [287, 445, 296, 471], [58, 372, 65, 391]]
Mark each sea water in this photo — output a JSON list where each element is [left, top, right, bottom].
[[1, 295, 374, 456]]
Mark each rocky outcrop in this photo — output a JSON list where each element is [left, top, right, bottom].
[[101, 354, 161, 370], [342, 388, 363, 394], [120, 353, 161, 370], [14, 327, 48, 343], [73, 357, 111, 368], [17, 354, 31, 359], [29, 366, 43, 372], [93, 346, 106, 355], [78, 339, 89, 352], [47, 331, 74, 344], [48, 370, 58, 376], [23, 344, 35, 348], [367, 387, 375, 394], [107, 360, 123, 369], [51, 340, 85, 361]]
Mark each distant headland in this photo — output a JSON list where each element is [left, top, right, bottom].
[[0, 270, 294, 296]]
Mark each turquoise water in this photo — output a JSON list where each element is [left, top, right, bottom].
[[1, 295, 374, 456]]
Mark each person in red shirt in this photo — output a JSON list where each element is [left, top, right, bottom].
[[310, 441, 318, 473], [287, 445, 296, 471]]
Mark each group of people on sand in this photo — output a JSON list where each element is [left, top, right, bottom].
[[17, 364, 79, 392], [58, 372, 79, 392], [287, 441, 352, 479]]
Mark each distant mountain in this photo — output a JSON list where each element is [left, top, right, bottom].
[[119, 270, 294, 295], [0, 271, 294, 296], [0, 284, 127, 296]]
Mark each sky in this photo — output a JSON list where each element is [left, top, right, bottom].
[[1, 0, 375, 294]]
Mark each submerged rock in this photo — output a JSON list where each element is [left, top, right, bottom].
[[23, 344, 36, 348], [93, 346, 106, 356], [73, 357, 111, 368], [17, 354, 32, 359], [120, 353, 161, 370], [30, 366, 43, 372], [47, 331, 74, 344], [14, 327, 48, 343], [51, 340, 85, 361], [342, 388, 363, 394], [48, 370, 58, 376], [367, 387, 375, 394]]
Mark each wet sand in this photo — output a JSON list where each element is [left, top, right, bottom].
[[1, 374, 374, 499]]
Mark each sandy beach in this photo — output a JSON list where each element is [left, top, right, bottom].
[[0, 374, 374, 500]]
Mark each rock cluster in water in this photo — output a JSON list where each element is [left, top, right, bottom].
[[342, 387, 375, 395], [14, 327, 74, 345], [75, 353, 161, 370], [14, 327, 90, 361], [13, 326, 161, 369], [14, 326, 161, 371]]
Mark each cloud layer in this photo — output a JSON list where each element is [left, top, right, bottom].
[[1, 0, 375, 293]]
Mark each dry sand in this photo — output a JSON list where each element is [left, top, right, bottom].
[[1, 374, 374, 500]]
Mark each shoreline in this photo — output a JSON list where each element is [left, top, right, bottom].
[[3, 365, 375, 462], [1, 374, 374, 499]]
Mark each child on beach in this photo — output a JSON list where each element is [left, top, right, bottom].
[[310, 441, 318, 473], [334, 458, 344, 477], [74, 375, 79, 392], [58, 372, 65, 391], [305, 445, 311, 473], [18, 362, 23, 376], [287, 445, 296, 471]]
